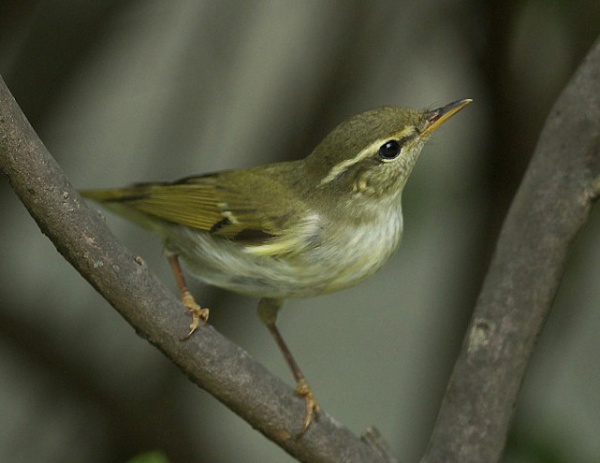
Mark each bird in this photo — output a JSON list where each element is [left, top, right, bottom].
[[80, 98, 472, 433]]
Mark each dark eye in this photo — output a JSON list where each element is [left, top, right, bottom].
[[378, 140, 401, 160]]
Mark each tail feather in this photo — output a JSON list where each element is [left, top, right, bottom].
[[79, 185, 156, 203], [80, 185, 167, 233]]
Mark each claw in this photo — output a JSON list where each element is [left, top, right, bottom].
[[180, 291, 209, 341], [295, 378, 320, 435]]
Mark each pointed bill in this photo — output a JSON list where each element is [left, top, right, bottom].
[[421, 98, 472, 137]]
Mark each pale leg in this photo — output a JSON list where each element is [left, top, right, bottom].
[[258, 297, 320, 434]]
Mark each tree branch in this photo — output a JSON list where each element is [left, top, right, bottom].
[[0, 75, 395, 463], [421, 36, 600, 463]]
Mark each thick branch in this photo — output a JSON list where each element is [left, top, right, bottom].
[[0, 76, 394, 463], [421, 36, 600, 462]]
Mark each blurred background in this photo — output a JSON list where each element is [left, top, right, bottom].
[[1, 1, 599, 462]]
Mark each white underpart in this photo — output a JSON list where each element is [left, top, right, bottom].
[[167, 204, 404, 299]]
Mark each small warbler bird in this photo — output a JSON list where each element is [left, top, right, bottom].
[[81, 99, 471, 433]]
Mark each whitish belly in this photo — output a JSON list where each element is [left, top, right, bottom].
[[169, 212, 403, 299]]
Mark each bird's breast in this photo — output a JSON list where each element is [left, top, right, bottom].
[[309, 208, 404, 293], [171, 206, 404, 299]]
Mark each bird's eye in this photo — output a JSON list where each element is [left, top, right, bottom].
[[378, 140, 402, 160]]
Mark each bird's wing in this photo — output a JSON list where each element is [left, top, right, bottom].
[[81, 167, 305, 248]]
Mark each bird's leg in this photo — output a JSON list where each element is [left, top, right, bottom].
[[168, 254, 209, 340], [258, 297, 320, 435]]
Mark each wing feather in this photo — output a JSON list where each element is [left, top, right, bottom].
[[81, 166, 306, 247]]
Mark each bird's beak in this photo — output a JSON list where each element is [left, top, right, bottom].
[[421, 99, 472, 137]]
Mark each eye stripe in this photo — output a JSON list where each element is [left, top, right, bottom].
[[319, 128, 416, 186], [319, 139, 384, 185]]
